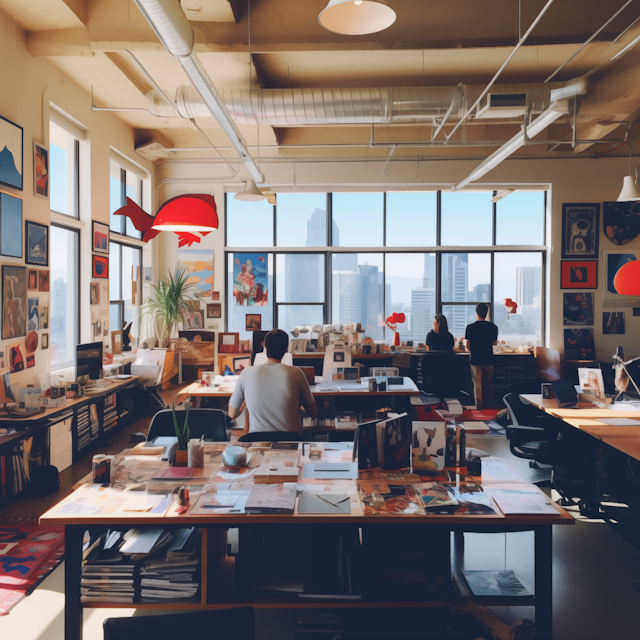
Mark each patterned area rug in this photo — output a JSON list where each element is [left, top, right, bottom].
[[0, 517, 64, 615]]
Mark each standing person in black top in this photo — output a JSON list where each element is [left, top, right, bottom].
[[465, 303, 498, 410], [426, 314, 454, 352]]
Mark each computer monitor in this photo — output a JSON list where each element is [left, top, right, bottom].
[[76, 341, 103, 380], [551, 379, 578, 407]]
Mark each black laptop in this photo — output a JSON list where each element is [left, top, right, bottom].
[[551, 380, 580, 408]]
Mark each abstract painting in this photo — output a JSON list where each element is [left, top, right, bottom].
[[92, 255, 109, 279], [246, 314, 261, 331], [562, 293, 594, 326], [40, 305, 48, 329], [177, 248, 214, 298], [0, 192, 22, 258], [182, 300, 204, 329], [206, 303, 221, 319], [603, 312, 625, 335], [25, 220, 48, 266], [563, 328, 596, 361], [604, 251, 640, 303], [603, 201, 640, 245], [9, 342, 24, 373], [28, 297, 39, 332], [33, 141, 48, 199], [560, 260, 597, 289], [561, 203, 599, 259], [92, 220, 109, 254], [0, 114, 23, 191], [27, 269, 38, 291], [38, 270, 49, 292], [2, 265, 27, 339], [232, 253, 268, 306]]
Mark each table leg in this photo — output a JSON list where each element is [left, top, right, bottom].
[[65, 525, 83, 640], [534, 526, 553, 640]]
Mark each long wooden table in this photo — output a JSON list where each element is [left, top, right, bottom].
[[40, 440, 572, 640]]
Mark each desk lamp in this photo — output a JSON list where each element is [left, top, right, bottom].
[[499, 298, 518, 336], [385, 312, 405, 347]]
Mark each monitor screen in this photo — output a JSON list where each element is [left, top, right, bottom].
[[77, 342, 103, 380], [551, 379, 577, 405]]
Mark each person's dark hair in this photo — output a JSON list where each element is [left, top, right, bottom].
[[476, 303, 489, 319], [264, 329, 289, 360], [434, 314, 450, 334]]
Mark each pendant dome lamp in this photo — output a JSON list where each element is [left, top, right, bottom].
[[234, 179, 266, 202], [617, 144, 640, 201], [319, 0, 397, 36]]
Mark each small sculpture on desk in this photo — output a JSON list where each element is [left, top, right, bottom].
[[122, 322, 133, 352]]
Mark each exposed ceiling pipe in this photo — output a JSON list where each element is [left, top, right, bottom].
[[454, 102, 569, 190], [132, 0, 264, 183]]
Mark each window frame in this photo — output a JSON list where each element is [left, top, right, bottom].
[[109, 239, 142, 336], [49, 123, 80, 219], [49, 222, 81, 372], [110, 163, 144, 239], [224, 191, 547, 344]]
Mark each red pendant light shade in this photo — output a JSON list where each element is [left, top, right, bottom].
[[613, 260, 640, 295], [151, 194, 219, 232]]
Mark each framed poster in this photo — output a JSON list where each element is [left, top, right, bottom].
[[562, 293, 594, 326], [27, 268, 38, 291], [33, 141, 49, 199], [233, 253, 268, 306], [2, 265, 27, 339], [92, 255, 109, 279], [560, 260, 597, 289], [177, 248, 213, 298], [0, 114, 23, 191], [92, 220, 110, 254], [38, 269, 49, 292], [563, 328, 595, 361], [603, 312, 625, 335], [603, 250, 640, 306], [219, 332, 239, 353], [25, 220, 49, 266], [246, 313, 262, 331], [207, 303, 221, 319], [0, 192, 22, 258], [561, 203, 599, 259], [603, 201, 640, 246]]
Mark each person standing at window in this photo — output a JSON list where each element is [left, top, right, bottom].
[[465, 303, 498, 410], [426, 314, 454, 352]]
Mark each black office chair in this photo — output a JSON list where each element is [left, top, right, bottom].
[[146, 408, 229, 442], [104, 608, 255, 640], [239, 431, 303, 443], [419, 351, 470, 404], [505, 377, 551, 395]]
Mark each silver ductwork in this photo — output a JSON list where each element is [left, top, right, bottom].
[[147, 82, 573, 126]]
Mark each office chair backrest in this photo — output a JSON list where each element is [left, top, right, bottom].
[[420, 351, 458, 398], [253, 352, 293, 366], [503, 393, 548, 427], [147, 408, 228, 442], [239, 431, 303, 443], [104, 608, 255, 640]]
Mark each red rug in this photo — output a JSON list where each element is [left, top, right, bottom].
[[461, 408, 500, 421], [0, 517, 65, 616]]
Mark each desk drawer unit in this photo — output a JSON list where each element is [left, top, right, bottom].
[[49, 418, 73, 471]]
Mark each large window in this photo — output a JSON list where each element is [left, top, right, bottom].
[[226, 191, 546, 344], [50, 224, 79, 370], [110, 159, 144, 239], [49, 121, 79, 218], [110, 241, 142, 341]]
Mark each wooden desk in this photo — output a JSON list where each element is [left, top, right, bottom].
[[601, 436, 640, 460], [41, 442, 571, 640]]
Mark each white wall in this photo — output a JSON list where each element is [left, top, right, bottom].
[[156, 154, 640, 363], [0, 8, 153, 392]]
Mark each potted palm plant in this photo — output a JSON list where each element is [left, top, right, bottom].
[[172, 402, 191, 466], [143, 268, 195, 347]]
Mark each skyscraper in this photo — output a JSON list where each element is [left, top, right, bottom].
[[441, 254, 469, 335], [516, 266, 542, 308]]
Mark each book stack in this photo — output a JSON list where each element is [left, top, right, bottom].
[[76, 407, 91, 451], [139, 528, 202, 604], [89, 404, 100, 440], [102, 394, 118, 433], [81, 530, 136, 603]]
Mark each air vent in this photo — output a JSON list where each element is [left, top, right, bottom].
[[475, 93, 528, 119]]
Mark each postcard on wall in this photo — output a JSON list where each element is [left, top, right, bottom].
[[232, 253, 268, 306], [40, 305, 49, 329], [177, 248, 214, 298], [562, 292, 594, 326], [38, 269, 49, 292], [33, 141, 48, 199], [9, 342, 25, 374]]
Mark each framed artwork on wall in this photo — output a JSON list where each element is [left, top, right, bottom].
[[0, 114, 23, 191], [603, 250, 640, 305], [603, 312, 625, 335], [246, 314, 262, 331], [561, 203, 599, 259], [219, 332, 239, 353], [38, 269, 49, 292], [563, 328, 596, 361], [2, 265, 27, 340], [92, 255, 109, 279], [560, 260, 597, 289], [25, 220, 49, 266], [33, 141, 49, 199], [92, 220, 110, 254], [603, 201, 640, 246], [207, 303, 221, 319], [0, 192, 22, 258], [27, 268, 38, 291], [562, 292, 594, 326]]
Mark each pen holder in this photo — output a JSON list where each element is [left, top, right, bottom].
[[187, 439, 205, 467]]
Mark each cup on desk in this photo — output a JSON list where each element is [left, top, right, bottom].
[[541, 383, 554, 400]]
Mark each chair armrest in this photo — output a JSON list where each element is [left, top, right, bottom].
[[508, 424, 547, 433]]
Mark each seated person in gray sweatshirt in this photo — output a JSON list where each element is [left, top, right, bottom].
[[229, 329, 317, 433]]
